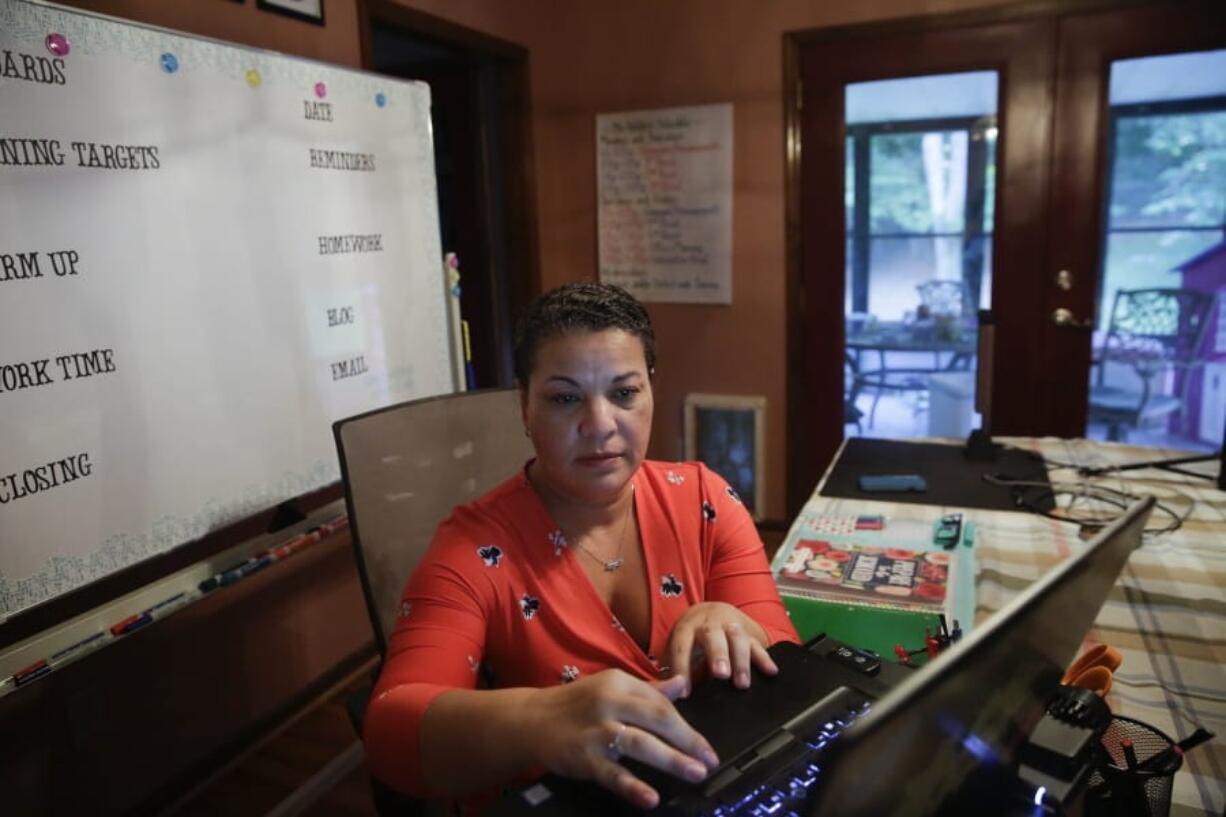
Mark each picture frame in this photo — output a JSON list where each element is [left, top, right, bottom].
[[683, 394, 766, 520], [257, 0, 325, 25]]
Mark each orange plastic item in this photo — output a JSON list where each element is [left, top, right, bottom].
[[1062, 644, 1122, 697], [1066, 665, 1113, 696]]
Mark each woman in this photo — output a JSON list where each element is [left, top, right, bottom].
[[365, 282, 798, 811]]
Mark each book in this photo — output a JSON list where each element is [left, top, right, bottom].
[[776, 538, 955, 615]]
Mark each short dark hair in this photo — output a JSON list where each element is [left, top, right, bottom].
[[512, 282, 656, 385]]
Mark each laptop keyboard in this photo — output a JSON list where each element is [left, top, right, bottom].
[[665, 687, 873, 817]]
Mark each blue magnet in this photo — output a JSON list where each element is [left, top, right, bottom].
[[160, 53, 179, 74], [375, 92, 387, 108]]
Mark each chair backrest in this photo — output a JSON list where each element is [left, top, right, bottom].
[[1103, 287, 1216, 366], [916, 278, 973, 318], [333, 388, 533, 656]]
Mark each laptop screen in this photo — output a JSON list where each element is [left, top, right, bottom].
[[811, 496, 1154, 816]]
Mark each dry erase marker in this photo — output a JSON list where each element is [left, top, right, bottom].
[[200, 553, 261, 592], [14, 659, 51, 687], [270, 540, 296, 560], [284, 533, 315, 555], [110, 613, 142, 635], [237, 554, 273, 579], [148, 591, 196, 622], [0, 674, 16, 698], [114, 612, 153, 636], [49, 631, 109, 667]]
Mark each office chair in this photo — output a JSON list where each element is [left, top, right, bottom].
[[1088, 288, 1216, 442], [333, 387, 534, 816]]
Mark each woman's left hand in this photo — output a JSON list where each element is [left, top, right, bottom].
[[665, 602, 778, 693]]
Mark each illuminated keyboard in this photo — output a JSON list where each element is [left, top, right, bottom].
[[665, 689, 873, 817]]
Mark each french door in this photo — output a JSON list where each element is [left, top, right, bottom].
[[787, 0, 1226, 512]]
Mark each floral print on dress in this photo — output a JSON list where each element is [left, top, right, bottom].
[[561, 665, 580, 684], [477, 544, 503, 567], [467, 655, 481, 674], [726, 485, 743, 505], [666, 470, 685, 486], [612, 617, 625, 632], [661, 574, 683, 597], [702, 501, 716, 522], [520, 593, 541, 620], [548, 530, 568, 557], [397, 600, 412, 620]]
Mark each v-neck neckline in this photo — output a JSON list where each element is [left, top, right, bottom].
[[520, 466, 658, 663]]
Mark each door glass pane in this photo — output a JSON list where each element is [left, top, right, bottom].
[[844, 71, 997, 440], [1087, 50, 1226, 451]]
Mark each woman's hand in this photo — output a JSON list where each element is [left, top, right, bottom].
[[525, 669, 720, 809], [665, 602, 779, 692]]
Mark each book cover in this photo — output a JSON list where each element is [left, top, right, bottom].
[[776, 538, 954, 615]]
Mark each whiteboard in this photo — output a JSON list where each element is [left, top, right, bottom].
[[0, 0, 456, 619]]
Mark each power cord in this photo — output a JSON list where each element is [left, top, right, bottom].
[[980, 474, 1191, 537]]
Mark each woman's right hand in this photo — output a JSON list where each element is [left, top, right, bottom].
[[525, 669, 721, 809]]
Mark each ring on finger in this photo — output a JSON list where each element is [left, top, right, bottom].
[[607, 722, 627, 760]]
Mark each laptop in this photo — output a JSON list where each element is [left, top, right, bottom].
[[493, 496, 1154, 817]]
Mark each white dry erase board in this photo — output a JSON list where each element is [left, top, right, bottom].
[[0, 0, 456, 620]]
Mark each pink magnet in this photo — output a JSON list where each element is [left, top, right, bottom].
[[314, 82, 327, 99], [45, 33, 70, 57]]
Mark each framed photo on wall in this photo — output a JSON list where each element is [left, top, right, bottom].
[[684, 394, 766, 520], [257, 0, 324, 25]]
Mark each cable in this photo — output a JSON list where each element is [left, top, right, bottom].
[[980, 474, 1191, 537]]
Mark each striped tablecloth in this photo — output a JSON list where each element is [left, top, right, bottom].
[[801, 437, 1225, 816]]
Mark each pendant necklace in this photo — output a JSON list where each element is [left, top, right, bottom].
[[572, 486, 634, 572]]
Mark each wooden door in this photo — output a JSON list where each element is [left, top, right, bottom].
[[1044, 1, 1226, 437], [786, 0, 1226, 513], [787, 14, 1056, 513]]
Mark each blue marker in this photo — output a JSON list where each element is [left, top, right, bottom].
[[201, 553, 265, 591], [148, 591, 196, 622], [49, 631, 109, 667]]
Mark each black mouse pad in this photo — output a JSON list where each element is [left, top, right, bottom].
[[821, 438, 1055, 513]]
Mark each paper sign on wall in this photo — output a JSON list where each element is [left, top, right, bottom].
[[597, 103, 733, 304]]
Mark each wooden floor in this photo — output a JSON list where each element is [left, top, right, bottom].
[[167, 523, 789, 817]]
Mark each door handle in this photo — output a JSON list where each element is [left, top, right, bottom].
[[1052, 308, 1093, 330]]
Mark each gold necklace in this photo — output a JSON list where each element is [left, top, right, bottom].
[[571, 486, 635, 572]]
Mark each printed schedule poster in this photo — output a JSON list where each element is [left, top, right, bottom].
[[0, 0, 455, 618], [596, 103, 733, 305]]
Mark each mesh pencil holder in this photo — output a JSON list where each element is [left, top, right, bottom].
[[1084, 716, 1182, 817]]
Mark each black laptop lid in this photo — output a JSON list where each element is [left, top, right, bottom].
[[811, 496, 1154, 816]]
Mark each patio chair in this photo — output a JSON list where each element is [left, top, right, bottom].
[[1088, 288, 1217, 442], [916, 278, 974, 319]]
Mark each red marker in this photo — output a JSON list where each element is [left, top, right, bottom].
[[110, 613, 146, 636], [14, 659, 51, 687], [894, 644, 911, 665]]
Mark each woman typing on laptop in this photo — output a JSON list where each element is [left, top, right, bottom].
[[363, 283, 799, 811]]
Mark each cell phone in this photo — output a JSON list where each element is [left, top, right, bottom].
[[857, 474, 927, 493]]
